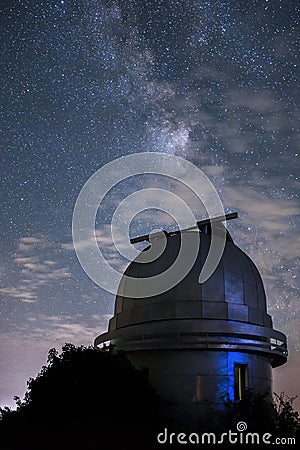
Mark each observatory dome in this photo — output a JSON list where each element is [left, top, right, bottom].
[[95, 226, 287, 368], [95, 217, 288, 418], [109, 230, 273, 331]]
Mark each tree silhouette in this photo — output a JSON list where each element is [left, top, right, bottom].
[[0, 344, 160, 450], [222, 388, 299, 439], [1, 345, 299, 449], [273, 392, 300, 437]]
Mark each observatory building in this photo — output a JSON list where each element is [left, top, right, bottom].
[[95, 213, 287, 425]]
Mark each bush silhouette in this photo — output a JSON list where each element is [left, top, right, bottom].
[[0, 344, 160, 450], [1, 344, 299, 449], [222, 388, 299, 440]]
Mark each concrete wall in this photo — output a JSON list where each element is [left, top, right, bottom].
[[128, 349, 272, 428]]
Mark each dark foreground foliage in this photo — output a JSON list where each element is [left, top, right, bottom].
[[223, 389, 299, 437], [0, 344, 160, 450], [0, 344, 299, 449]]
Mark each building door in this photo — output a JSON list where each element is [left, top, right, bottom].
[[234, 363, 248, 401]]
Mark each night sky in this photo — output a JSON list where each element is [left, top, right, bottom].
[[1, 0, 299, 411]]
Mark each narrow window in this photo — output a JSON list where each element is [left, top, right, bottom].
[[193, 375, 202, 403], [234, 363, 248, 401]]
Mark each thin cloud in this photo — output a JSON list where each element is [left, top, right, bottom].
[[0, 236, 71, 303]]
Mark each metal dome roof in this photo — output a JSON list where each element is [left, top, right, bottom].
[[110, 230, 273, 330], [95, 225, 287, 367]]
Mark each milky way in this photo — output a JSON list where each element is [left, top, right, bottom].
[[0, 0, 299, 410]]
